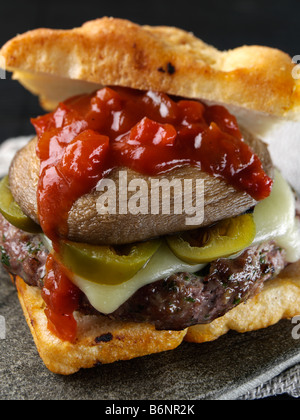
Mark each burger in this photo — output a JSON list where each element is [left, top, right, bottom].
[[0, 17, 300, 375]]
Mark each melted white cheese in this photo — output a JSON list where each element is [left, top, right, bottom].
[[253, 170, 300, 263], [72, 243, 205, 314]]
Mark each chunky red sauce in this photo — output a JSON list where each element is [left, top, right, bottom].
[[41, 254, 81, 342], [32, 86, 273, 341]]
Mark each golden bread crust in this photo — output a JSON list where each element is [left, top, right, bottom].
[[0, 17, 299, 118], [13, 260, 300, 374], [15, 276, 187, 375]]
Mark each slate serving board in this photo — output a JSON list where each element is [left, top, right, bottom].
[[1, 266, 300, 400]]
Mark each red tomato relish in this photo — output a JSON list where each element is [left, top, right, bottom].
[[41, 254, 81, 342], [32, 86, 273, 342]]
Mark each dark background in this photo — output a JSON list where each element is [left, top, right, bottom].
[[0, 0, 299, 144], [0, 0, 298, 400]]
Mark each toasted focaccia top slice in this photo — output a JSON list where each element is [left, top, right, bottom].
[[0, 17, 299, 119]]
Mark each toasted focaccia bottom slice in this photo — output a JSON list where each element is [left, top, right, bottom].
[[13, 260, 300, 375], [14, 276, 187, 375]]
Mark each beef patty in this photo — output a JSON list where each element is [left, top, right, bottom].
[[0, 213, 287, 330], [108, 242, 286, 329]]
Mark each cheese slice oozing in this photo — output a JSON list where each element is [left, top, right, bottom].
[[253, 170, 300, 263], [72, 243, 205, 314]]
